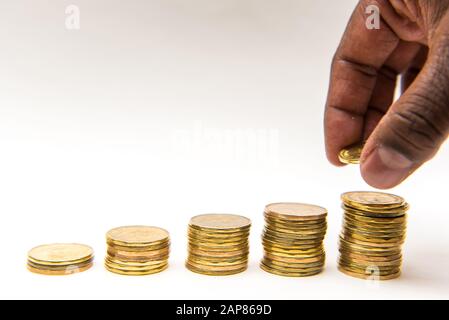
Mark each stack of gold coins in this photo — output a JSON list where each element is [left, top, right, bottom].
[[27, 243, 94, 275], [338, 191, 408, 280], [261, 203, 327, 277], [105, 226, 170, 276], [186, 214, 251, 276]]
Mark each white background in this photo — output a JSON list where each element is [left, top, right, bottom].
[[1, 0, 448, 299]]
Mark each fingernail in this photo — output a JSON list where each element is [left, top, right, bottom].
[[361, 146, 414, 189]]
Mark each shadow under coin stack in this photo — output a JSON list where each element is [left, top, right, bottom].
[[105, 226, 170, 276], [27, 243, 94, 275], [338, 191, 408, 280], [186, 214, 251, 276], [261, 203, 327, 277]]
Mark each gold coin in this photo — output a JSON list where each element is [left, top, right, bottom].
[[187, 256, 248, 270], [186, 260, 248, 272], [340, 232, 404, 248], [343, 206, 407, 219], [264, 249, 324, 260], [263, 257, 324, 270], [264, 225, 326, 236], [264, 220, 327, 233], [28, 258, 93, 271], [339, 241, 401, 257], [338, 142, 363, 164], [340, 235, 403, 251], [188, 234, 248, 245], [263, 228, 326, 240], [339, 235, 401, 250], [27, 262, 93, 276], [105, 263, 168, 276], [188, 247, 248, 258], [189, 214, 251, 231], [338, 248, 402, 261], [344, 218, 405, 231], [342, 226, 406, 241], [343, 222, 406, 235], [187, 232, 248, 243], [188, 241, 249, 250], [106, 242, 170, 254], [338, 266, 401, 280], [28, 243, 93, 266], [188, 226, 250, 236], [262, 233, 324, 246], [338, 261, 400, 274], [343, 220, 406, 233], [188, 241, 249, 251], [343, 203, 409, 215], [105, 255, 167, 266], [343, 209, 407, 222], [105, 258, 167, 270], [187, 253, 249, 264], [264, 203, 327, 221], [264, 214, 327, 224], [263, 244, 323, 256], [342, 228, 406, 242], [262, 238, 322, 251], [264, 252, 324, 264], [339, 255, 402, 268], [339, 255, 401, 270], [260, 261, 323, 276], [107, 246, 169, 258], [343, 210, 406, 225], [188, 247, 249, 258], [106, 226, 169, 247], [260, 262, 323, 277], [185, 262, 247, 276], [264, 219, 327, 230], [264, 224, 327, 235], [108, 254, 169, 263], [341, 192, 405, 210], [188, 228, 250, 239]]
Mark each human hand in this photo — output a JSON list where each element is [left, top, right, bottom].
[[324, 0, 449, 189]]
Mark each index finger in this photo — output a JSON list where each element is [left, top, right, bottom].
[[324, 0, 399, 165]]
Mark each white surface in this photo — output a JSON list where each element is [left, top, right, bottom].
[[1, 0, 448, 300]]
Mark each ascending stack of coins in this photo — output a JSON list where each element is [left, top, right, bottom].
[[105, 226, 170, 276], [338, 191, 408, 280], [27, 243, 94, 275], [261, 203, 327, 277], [186, 214, 251, 276]]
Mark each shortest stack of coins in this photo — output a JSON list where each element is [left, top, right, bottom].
[[27, 243, 94, 275], [338, 191, 408, 280], [186, 214, 251, 276], [105, 226, 170, 276], [261, 203, 327, 277]]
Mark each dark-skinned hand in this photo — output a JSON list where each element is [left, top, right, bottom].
[[325, 0, 449, 189]]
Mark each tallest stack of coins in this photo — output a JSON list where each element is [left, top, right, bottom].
[[338, 191, 409, 280]]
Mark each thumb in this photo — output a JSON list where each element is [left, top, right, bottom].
[[361, 22, 449, 189]]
